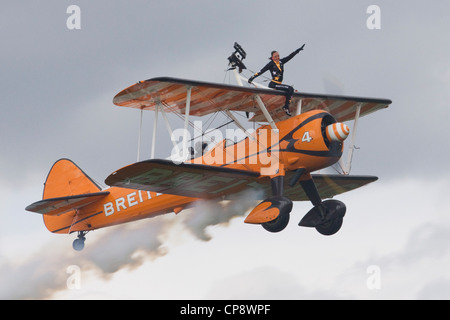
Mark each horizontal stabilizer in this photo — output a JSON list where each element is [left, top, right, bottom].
[[26, 192, 110, 216]]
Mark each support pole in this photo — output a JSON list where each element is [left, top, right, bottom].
[[296, 99, 302, 116], [232, 68, 243, 86], [182, 86, 192, 160], [137, 108, 143, 162], [234, 68, 268, 89], [151, 104, 159, 159]]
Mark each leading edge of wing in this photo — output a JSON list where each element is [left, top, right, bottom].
[[105, 159, 265, 199], [105, 158, 378, 201], [113, 77, 284, 106], [238, 172, 378, 201], [151, 77, 392, 105], [305, 174, 378, 200], [113, 76, 392, 110]]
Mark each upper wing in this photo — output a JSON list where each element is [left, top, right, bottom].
[[113, 77, 392, 122], [105, 159, 377, 201]]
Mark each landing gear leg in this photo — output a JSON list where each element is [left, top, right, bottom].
[[72, 231, 88, 251], [297, 175, 346, 236], [260, 175, 293, 233]]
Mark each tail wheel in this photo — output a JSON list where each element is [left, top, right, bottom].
[[72, 238, 85, 251], [72, 231, 87, 251]]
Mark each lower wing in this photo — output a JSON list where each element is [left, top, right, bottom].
[[105, 159, 377, 201]]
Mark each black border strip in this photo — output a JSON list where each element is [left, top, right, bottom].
[[146, 77, 393, 105], [51, 210, 103, 233]]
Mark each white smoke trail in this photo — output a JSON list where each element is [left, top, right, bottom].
[[183, 189, 264, 241], [0, 247, 70, 299], [0, 219, 169, 299], [0, 189, 263, 299], [80, 219, 169, 276]]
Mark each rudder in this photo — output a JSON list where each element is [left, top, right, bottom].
[[43, 158, 102, 199], [26, 159, 109, 234]]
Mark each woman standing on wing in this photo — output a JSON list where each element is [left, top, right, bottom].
[[248, 44, 305, 116]]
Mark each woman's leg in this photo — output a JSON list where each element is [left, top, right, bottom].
[[269, 82, 294, 115]]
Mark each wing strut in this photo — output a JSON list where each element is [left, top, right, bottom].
[[182, 86, 192, 159], [137, 100, 178, 162], [254, 95, 278, 132], [338, 103, 361, 175], [151, 104, 159, 159], [224, 110, 255, 141], [295, 99, 302, 116], [137, 108, 144, 161]]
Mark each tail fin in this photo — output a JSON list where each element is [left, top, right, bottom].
[[43, 158, 102, 199], [26, 159, 109, 233]]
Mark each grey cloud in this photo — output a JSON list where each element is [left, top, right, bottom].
[[206, 266, 352, 300], [2, 0, 450, 300]]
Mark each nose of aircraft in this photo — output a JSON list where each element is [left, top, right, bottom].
[[325, 123, 350, 142]]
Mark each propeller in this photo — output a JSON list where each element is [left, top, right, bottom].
[[325, 122, 350, 143]]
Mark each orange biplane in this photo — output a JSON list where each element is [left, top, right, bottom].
[[26, 44, 392, 250]]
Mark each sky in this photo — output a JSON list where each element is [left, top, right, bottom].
[[1, 0, 450, 300]]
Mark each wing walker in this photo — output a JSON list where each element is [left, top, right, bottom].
[[26, 43, 392, 251]]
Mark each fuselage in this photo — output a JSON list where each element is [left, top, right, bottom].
[[44, 110, 343, 234]]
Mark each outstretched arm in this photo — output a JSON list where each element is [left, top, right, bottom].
[[281, 44, 305, 64], [248, 61, 272, 83]]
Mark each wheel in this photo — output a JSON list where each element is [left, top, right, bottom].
[[299, 199, 346, 236], [315, 216, 343, 236], [73, 237, 85, 251], [262, 211, 290, 233]]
